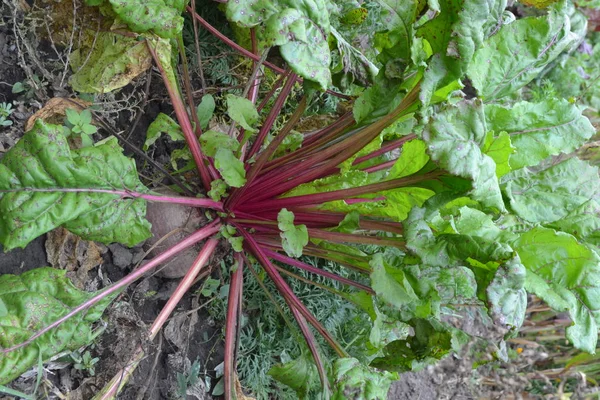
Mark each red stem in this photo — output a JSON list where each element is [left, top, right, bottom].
[[353, 134, 416, 165], [224, 253, 244, 400], [238, 170, 443, 213], [264, 249, 374, 293], [0, 188, 224, 211], [307, 228, 405, 249], [237, 226, 348, 357], [146, 41, 212, 191], [290, 306, 330, 396], [188, 9, 351, 100], [1, 220, 221, 354]]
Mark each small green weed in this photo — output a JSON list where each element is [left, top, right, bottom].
[[64, 109, 97, 147], [0, 102, 13, 127]]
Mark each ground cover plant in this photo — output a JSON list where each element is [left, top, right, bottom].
[[1, 0, 600, 398]]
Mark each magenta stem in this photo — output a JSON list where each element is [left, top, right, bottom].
[[224, 253, 244, 400], [1, 220, 221, 354], [264, 249, 374, 293], [353, 135, 416, 165]]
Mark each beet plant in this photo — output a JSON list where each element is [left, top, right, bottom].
[[1, 0, 600, 398]]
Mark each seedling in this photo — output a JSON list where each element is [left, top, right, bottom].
[[0, 102, 13, 127], [64, 108, 97, 147], [71, 350, 100, 376]]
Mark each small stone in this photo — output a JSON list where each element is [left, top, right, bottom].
[[109, 243, 134, 269]]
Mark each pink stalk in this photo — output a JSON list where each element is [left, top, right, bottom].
[[0, 187, 223, 211], [362, 159, 397, 173], [257, 74, 285, 112], [224, 253, 244, 400], [189, 9, 351, 100], [95, 238, 219, 400], [238, 28, 261, 162], [146, 42, 212, 191], [353, 134, 416, 165], [239, 170, 443, 213], [1, 220, 221, 354], [237, 226, 348, 357], [289, 306, 331, 396], [264, 248, 374, 293]]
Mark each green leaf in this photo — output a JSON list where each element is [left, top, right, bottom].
[[65, 108, 81, 125], [226, 0, 332, 90], [0, 120, 152, 250], [485, 99, 595, 170], [372, 0, 418, 68], [225, 94, 260, 133], [331, 27, 379, 87], [196, 94, 215, 131], [352, 72, 405, 124], [515, 227, 600, 353], [423, 100, 505, 211], [70, 32, 152, 94], [369, 308, 411, 350], [331, 358, 398, 400], [199, 130, 240, 158], [370, 254, 419, 308], [200, 277, 221, 297], [277, 209, 309, 258], [336, 211, 360, 233], [504, 158, 600, 224], [388, 139, 429, 179], [214, 148, 246, 188], [468, 4, 582, 100], [208, 179, 228, 202], [485, 256, 527, 329], [268, 352, 318, 398], [370, 319, 453, 372], [144, 113, 185, 151], [0, 267, 114, 385], [548, 200, 600, 245], [482, 131, 514, 178], [107, 0, 185, 38], [417, 0, 507, 105]]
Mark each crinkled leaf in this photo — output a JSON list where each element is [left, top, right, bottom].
[[352, 72, 405, 124], [485, 256, 527, 329], [485, 99, 595, 170], [214, 148, 246, 188], [268, 352, 318, 398], [331, 27, 379, 87], [0, 267, 114, 385], [331, 358, 398, 400], [199, 130, 240, 158], [107, 0, 184, 38], [549, 200, 600, 245], [370, 319, 453, 372], [372, 0, 418, 68], [370, 254, 419, 308], [369, 308, 411, 350], [70, 32, 152, 94], [208, 179, 228, 202], [504, 158, 600, 224], [423, 100, 505, 211], [196, 94, 215, 131], [515, 227, 600, 353], [0, 121, 151, 250], [144, 113, 184, 150], [277, 209, 308, 258], [468, 4, 582, 100], [420, 265, 478, 302], [226, 94, 260, 133], [226, 0, 331, 89], [417, 0, 507, 105]]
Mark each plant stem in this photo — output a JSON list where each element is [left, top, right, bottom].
[[94, 238, 219, 400], [146, 40, 212, 191], [0, 187, 224, 211], [239, 169, 443, 213], [189, 9, 350, 100], [264, 249, 374, 293], [1, 220, 221, 355], [353, 134, 416, 165], [224, 254, 244, 400], [307, 228, 406, 249], [237, 226, 349, 357]]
